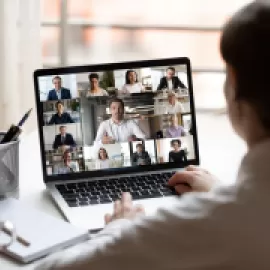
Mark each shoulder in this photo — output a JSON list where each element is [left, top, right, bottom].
[[99, 119, 110, 128], [48, 89, 54, 94], [101, 89, 109, 95], [126, 119, 137, 126], [62, 87, 70, 92]]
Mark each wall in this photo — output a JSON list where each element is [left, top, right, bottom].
[[0, 0, 41, 132]]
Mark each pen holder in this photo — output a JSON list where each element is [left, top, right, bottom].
[[0, 133, 19, 199]]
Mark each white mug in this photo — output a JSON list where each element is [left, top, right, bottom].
[[0, 133, 19, 198]]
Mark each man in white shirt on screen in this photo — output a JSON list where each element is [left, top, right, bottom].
[[166, 91, 185, 114], [95, 98, 146, 144]]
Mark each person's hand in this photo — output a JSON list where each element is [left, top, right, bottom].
[[168, 165, 218, 194], [104, 192, 145, 225], [102, 134, 115, 144]]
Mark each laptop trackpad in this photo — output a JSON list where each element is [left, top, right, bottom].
[[68, 196, 180, 231]]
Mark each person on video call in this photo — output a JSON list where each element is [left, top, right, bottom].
[[38, 3, 270, 270], [166, 114, 186, 138], [132, 143, 151, 166], [86, 73, 109, 97], [47, 76, 72, 101], [53, 125, 76, 150], [48, 101, 74, 125], [119, 70, 144, 94], [54, 149, 79, 174], [95, 147, 111, 170], [95, 98, 146, 144], [166, 91, 185, 114], [168, 139, 187, 164], [157, 66, 187, 91]]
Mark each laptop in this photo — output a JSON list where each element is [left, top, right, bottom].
[[33, 57, 199, 232]]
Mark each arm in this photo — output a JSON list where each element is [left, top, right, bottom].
[[53, 136, 58, 150], [177, 77, 187, 89], [49, 114, 55, 125], [131, 153, 138, 166], [178, 102, 185, 113], [182, 150, 188, 163], [131, 121, 146, 140], [37, 188, 233, 270], [95, 122, 106, 143], [66, 89, 72, 99], [165, 128, 171, 138], [145, 152, 151, 165], [157, 78, 164, 91], [47, 91, 52, 101], [169, 151, 173, 162], [69, 134, 76, 147], [67, 113, 75, 123]]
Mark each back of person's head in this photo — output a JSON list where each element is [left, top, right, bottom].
[[221, 2, 270, 129]]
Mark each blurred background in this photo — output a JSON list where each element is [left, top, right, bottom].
[[0, 0, 253, 131], [41, 0, 252, 110]]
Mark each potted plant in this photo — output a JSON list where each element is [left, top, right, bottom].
[[99, 71, 115, 91]]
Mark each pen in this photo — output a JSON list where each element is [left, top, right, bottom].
[[18, 108, 33, 127], [0, 108, 32, 144]]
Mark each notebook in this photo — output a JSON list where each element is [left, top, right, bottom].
[[0, 198, 89, 263]]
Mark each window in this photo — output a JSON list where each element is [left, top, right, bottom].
[[41, 0, 253, 109]]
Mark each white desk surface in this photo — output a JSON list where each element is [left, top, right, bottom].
[[0, 112, 246, 269]]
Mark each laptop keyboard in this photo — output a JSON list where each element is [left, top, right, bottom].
[[56, 172, 178, 207]]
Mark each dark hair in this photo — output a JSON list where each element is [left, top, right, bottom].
[[109, 97, 125, 109], [166, 67, 175, 73], [171, 139, 181, 147], [136, 143, 144, 149], [220, 2, 270, 129], [125, 70, 138, 84], [55, 100, 64, 109], [98, 147, 109, 160], [52, 76, 61, 82], [88, 73, 99, 81], [59, 125, 66, 130]]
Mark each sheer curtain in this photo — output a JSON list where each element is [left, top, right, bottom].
[[0, 0, 41, 132]]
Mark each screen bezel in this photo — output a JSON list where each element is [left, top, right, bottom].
[[33, 57, 200, 183]]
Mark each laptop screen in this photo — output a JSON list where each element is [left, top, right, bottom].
[[35, 58, 199, 181]]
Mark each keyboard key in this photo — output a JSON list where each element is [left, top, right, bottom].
[[110, 194, 120, 201], [100, 198, 112, 204], [100, 194, 110, 200], [66, 183, 77, 189], [68, 202, 78, 207], [89, 200, 100, 205], [65, 198, 77, 203], [79, 201, 89, 206], [79, 197, 89, 202]]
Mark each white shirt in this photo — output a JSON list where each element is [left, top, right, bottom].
[[167, 101, 185, 114], [167, 79, 173, 90], [95, 118, 146, 143], [95, 159, 110, 170], [54, 161, 79, 174], [121, 83, 144, 94], [86, 88, 109, 97], [38, 139, 270, 270], [56, 89, 61, 100]]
